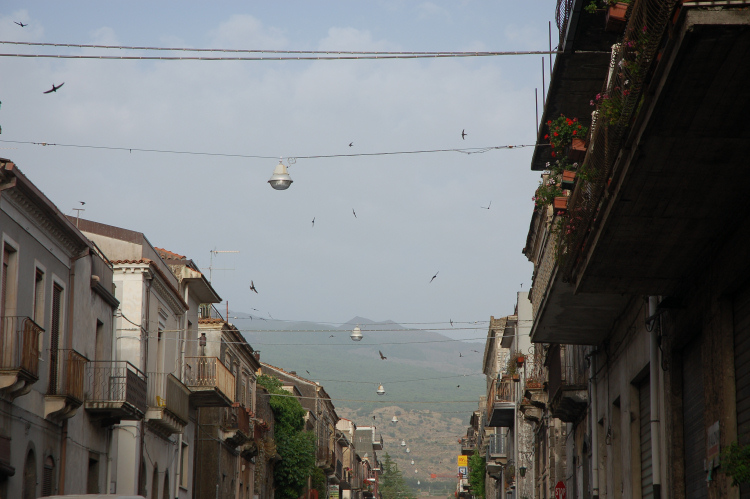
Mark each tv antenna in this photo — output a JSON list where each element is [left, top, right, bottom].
[[207, 249, 239, 282], [72, 208, 85, 227]]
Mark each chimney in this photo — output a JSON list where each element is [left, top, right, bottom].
[[254, 352, 260, 361], [290, 371, 296, 375]]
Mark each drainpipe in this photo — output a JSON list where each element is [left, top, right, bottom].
[[648, 296, 661, 499], [589, 350, 599, 499], [59, 247, 90, 494]]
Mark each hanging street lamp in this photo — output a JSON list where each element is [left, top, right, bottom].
[[268, 160, 293, 190], [376, 384, 385, 395], [391, 415, 398, 424], [350, 325, 363, 341]]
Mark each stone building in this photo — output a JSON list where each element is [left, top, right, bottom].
[[522, 1, 750, 498], [0, 160, 119, 498], [76, 219, 225, 499]]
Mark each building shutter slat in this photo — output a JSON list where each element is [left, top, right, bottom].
[[682, 337, 707, 499]]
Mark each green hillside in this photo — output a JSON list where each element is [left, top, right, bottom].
[[231, 313, 487, 480]]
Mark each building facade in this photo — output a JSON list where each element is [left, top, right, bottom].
[[0, 161, 120, 498]]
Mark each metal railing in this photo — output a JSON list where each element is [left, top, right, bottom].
[[184, 356, 235, 401], [486, 378, 515, 416], [557, 0, 679, 282], [147, 372, 190, 424], [486, 432, 508, 459], [222, 404, 251, 436], [49, 349, 87, 402], [548, 344, 587, 399], [555, 0, 575, 48], [0, 316, 43, 378], [85, 361, 147, 414], [460, 436, 477, 450]]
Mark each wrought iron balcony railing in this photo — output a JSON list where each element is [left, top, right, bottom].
[[147, 372, 190, 429], [0, 316, 43, 381], [48, 349, 88, 402], [85, 361, 147, 421], [485, 432, 508, 461], [184, 356, 235, 407]]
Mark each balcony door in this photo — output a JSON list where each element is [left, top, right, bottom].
[[48, 284, 62, 394]]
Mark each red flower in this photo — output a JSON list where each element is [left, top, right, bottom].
[[573, 130, 577, 135], [547, 120, 552, 125], [566, 119, 573, 126], [573, 118, 577, 122], [551, 151, 556, 157], [544, 134, 549, 139], [553, 132, 558, 136]]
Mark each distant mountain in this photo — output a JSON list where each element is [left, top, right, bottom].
[[230, 312, 487, 480]]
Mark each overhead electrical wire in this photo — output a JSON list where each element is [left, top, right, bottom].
[[308, 373, 484, 384], [0, 40, 558, 56], [0, 139, 537, 162]]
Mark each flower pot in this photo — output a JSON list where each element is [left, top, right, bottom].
[[561, 170, 577, 190], [516, 355, 525, 366], [525, 381, 542, 390], [606, 2, 628, 32], [553, 196, 568, 213], [567, 138, 587, 162], [512, 374, 520, 382]]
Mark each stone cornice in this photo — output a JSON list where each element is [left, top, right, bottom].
[[3, 187, 87, 258]]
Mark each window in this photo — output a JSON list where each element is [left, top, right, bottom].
[[180, 441, 189, 489], [87, 454, 100, 494], [41, 456, 55, 497], [33, 268, 45, 326], [2, 243, 18, 321], [49, 284, 63, 395]]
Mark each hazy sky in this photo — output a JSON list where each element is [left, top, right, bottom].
[[1, 1, 557, 340]]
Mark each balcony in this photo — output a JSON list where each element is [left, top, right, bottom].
[[548, 345, 587, 422], [145, 373, 190, 435], [84, 361, 147, 423], [0, 316, 43, 399], [485, 432, 508, 475], [184, 356, 235, 407], [460, 436, 476, 456], [220, 404, 252, 448], [486, 378, 515, 427], [45, 350, 88, 420], [529, 3, 750, 345]]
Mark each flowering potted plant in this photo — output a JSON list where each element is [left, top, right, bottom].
[[545, 115, 589, 158], [591, 92, 623, 125], [584, 0, 630, 32], [532, 177, 563, 209]]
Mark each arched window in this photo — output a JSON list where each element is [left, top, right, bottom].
[[41, 455, 55, 497], [22, 450, 36, 499]]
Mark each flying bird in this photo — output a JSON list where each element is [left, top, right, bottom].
[[349, 142, 353, 147], [249, 281, 258, 294], [481, 201, 491, 210], [43, 82, 64, 94], [378, 350, 387, 360], [312, 217, 315, 227], [429, 271, 439, 283], [459, 352, 463, 357], [457, 385, 460, 388], [329, 335, 335, 338], [15, 21, 27, 27], [79, 201, 86, 205], [471, 349, 480, 353], [352, 209, 357, 218], [450, 319, 453, 327], [306, 370, 311, 375], [461, 129, 467, 140]]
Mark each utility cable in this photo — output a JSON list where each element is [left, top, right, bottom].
[[0, 139, 537, 161]]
